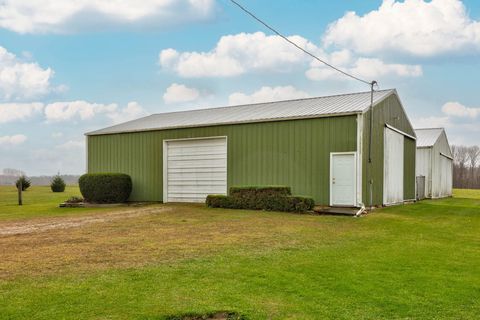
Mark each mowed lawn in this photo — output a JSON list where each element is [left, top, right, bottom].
[[0, 185, 114, 220], [0, 186, 479, 319]]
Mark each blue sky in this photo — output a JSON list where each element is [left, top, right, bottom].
[[0, 0, 479, 175]]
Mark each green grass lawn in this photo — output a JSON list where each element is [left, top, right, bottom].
[[0, 188, 479, 319], [0, 185, 112, 220]]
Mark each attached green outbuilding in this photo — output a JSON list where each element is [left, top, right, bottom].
[[86, 89, 416, 207]]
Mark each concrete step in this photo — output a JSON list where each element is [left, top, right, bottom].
[[313, 206, 362, 216]]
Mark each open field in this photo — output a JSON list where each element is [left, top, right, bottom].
[[0, 185, 116, 220], [0, 186, 479, 319]]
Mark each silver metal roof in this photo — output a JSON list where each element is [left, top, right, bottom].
[[415, 128, 444, 147], [87, 89, 395, 135]]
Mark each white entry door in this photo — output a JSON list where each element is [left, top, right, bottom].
[[164, 137, 227, 203], [330, 153, 356, 206], [383, 127, 404, 205]]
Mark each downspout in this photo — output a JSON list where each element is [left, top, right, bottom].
[[367, 81, 377, 208], [355, 203, 366, 217]]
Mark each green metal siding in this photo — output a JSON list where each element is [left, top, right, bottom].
[[87, 115, 358, 204], [404, 138, 416, 200], [362, 94, 416, 206]]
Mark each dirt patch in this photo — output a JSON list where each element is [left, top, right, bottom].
[[0, 206, 171, 236]]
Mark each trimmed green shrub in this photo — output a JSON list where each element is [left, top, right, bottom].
[[15, 175, 31, 191], [206, 186, 314, 213], [79, 173, 132, 203], [286, 196, 316, 212], [229, 186, 291, 197], [229, 186, 292, 210], [206, 195, 234, 208], [50, 175, 66, 192]]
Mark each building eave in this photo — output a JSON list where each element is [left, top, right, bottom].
[[85, 111, 363, 136]]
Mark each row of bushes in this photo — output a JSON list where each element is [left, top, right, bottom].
[[206, 186, 315, 213]]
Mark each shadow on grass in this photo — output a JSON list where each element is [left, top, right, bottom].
[[156, 311, 247, 320]]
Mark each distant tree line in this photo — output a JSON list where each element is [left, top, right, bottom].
[[452, 145, 480, 189], [0, 168, 80, 186]]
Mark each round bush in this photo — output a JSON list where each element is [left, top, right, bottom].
[[79, 173, 132, 203], [50, 175, 66, 192]]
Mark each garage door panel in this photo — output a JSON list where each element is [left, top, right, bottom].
[[168, 187, 227, 194], [168, 158, 226, 167], [168, 145, 226, 152], [439, 155, 452, 197], [168, 168, 226, 173], [167, 143, 226, 151], [168, 179, 227, 185], [383, 128, 404, 205], [167, 196, 210, 202], [168, 154, 226, 161], [168, 174, 226, 181], [165, 137, 227, 203]]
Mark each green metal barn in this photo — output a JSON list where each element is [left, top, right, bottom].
[[86, 89, 416, 207]]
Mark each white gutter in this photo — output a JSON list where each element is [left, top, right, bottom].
[[385, 123, 416, 140]]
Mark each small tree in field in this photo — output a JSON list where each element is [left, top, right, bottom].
[[50, 175, 66, 192], [15, 175, 31, 191]]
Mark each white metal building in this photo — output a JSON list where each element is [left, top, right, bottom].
[[415, 128, 453, 199]]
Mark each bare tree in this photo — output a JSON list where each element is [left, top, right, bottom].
[[452, 145, 480, 189], [467, 146, 480, 188]]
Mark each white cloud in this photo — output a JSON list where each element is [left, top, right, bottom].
[[0, 99, 146, 124], [159, 32, 422, 81], [0, 102, 43, 123], [412, 116, 451, 129], [442, 101, 480, 118], [0, 46, 55, 100], [56, 140, 85, 150], [159, 32, 320, 77], [306, 52, 422, 81], [163, 83, 200, 104], [44, 100, 117, 122], [323, 0, 480, 57], [44, 100, 147, 123], [412, 101, 480, 145], [0, 134, 27, 146], [0, 0, 216, 34], [107, 101, 148, 124], [228, 86, 310, 105]]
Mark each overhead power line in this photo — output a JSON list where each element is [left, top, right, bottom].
[[228, 0, 372, 86]]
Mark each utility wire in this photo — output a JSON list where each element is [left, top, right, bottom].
[[228, 0, 372, 86]]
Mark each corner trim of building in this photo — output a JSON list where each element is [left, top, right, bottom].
[[356, 113, 363, 207], [85, 136, 89, 173]]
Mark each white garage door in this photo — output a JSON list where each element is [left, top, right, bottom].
[[164, 137, 227, 203], [383, 127, 404, 205], [439, 155, 453, 197]]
